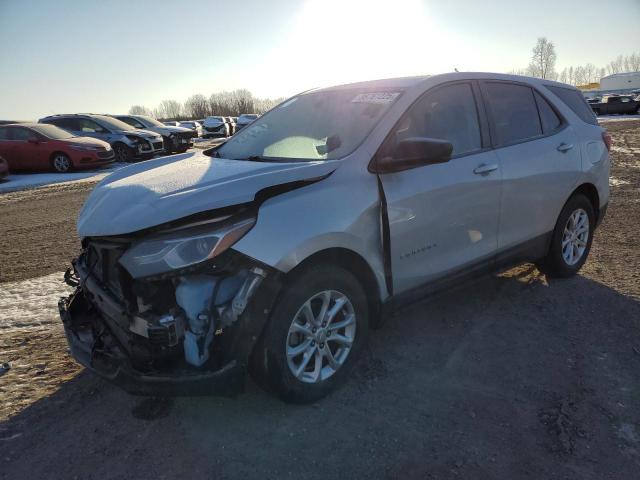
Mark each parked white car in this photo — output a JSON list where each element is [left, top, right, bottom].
[[235, 113, 259, 132], [179, 121, 203, 137], [60, 73, 610, 403], [202, 116, 229, 138]]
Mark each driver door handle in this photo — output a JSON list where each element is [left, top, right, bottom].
[[473, 163, 498, 175], [557, 143, 574, 153]]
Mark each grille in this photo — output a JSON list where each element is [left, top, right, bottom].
[[153, 141, 163, 149], [85, 243, 126, 298]]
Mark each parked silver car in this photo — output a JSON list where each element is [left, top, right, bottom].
[[179, 121, 203, 138], [202, 116, 229, 138], [114, 115, 194, 153], [39, 114, 164, 162], [234, 113, 258, 132], [59, 73, 610, 403]]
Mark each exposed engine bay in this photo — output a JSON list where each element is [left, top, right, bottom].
[[59, 206, 283, 396]]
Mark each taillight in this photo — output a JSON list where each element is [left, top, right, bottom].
[[602, 131, 612, 152]]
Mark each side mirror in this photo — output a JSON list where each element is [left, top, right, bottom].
[[374, 137, 453, 173], [27, 137, 40, 144]]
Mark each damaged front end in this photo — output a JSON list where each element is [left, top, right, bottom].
[[58, 209, 282, 396]]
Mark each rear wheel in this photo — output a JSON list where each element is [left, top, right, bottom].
[[250, 265, 369, 404], [113, 143, 133, 162], [537, 194, 595, 278], [51, 153, 72, 173]]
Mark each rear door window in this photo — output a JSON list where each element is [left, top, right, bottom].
[[533, 91, 562, 134], [545, 85, 598, 125], [9, 127, 33, 141], [484, 82, 542, 146], [0, 127, 9, 140]]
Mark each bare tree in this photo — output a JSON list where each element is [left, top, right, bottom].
[[528, 37, 557, 79], [627, 52, 640, 71], [129, 105, 153, 116], [184, 94, 209, 119], [158, 99, 182, 120], [606, 55, 624, 75], [558, 68, 568, 84]]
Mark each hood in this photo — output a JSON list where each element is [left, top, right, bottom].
[[65, 136, 110, 148], [77, 151, 339, 237], [118, 129, 160, 139], [164, 126, 192, 134], [146, 125, 193, 135]]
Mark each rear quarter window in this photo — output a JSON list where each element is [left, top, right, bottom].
[[545, 85, 598, 125]]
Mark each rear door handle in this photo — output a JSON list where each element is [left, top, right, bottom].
[[473, 163, 498, 175], [557, 143, 574, 153]]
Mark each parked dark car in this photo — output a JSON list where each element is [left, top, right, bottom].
[[39, 114, 164, 162], [0, 123, 115, 173], [589, 95, 640, 115]]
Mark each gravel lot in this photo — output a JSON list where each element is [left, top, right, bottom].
[[1, 121, 639, 479]]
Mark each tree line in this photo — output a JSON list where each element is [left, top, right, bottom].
[[129, 89, 285, 120], [510, 38, 639, 87]]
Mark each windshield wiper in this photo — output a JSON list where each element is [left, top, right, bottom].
[[240, 155, 271, 162]]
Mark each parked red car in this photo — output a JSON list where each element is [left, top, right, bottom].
[[0, 123, 115, 173], [0, 155, 8, 180]]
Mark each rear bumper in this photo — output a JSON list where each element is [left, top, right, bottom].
[[58, 290, 245, 396]]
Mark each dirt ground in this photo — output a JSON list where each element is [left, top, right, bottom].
[[1, 121, 639, 479]]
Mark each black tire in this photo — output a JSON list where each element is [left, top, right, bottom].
[[113, 143, 133, 163], [163, 136, 177, 153], [537, 194, 595, 278], [50, 152, 72, 173], [250, 264, 369, 404]]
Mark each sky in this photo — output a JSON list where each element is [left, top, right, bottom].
[[1, 0, 639, 120]]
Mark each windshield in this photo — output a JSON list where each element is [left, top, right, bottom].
[[30, 124, 75, 140], [139, 116, 165, 127], [94, 115, 136, 131], [213, 89, 402, 162]]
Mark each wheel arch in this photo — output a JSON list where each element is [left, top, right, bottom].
[[285, 247, 384, 329], [569, 182, 600, 223]]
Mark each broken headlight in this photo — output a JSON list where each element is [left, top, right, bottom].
[[119, 217, 255, 278]]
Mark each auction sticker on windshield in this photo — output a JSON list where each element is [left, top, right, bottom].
[[351, 92, 401, 104]]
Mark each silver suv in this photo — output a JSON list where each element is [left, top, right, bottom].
[[39, 114, 164, 162], [59, 73, 610, 403]]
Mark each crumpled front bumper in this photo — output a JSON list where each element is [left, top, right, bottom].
[[59, 288, 243, 397]]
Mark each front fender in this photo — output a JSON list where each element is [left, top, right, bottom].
[[233, 165, 388, 300]]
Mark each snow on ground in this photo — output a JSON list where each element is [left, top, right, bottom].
[[0, 163, 127, 194], [0, 272, 72, 331], [0, 142, 225, 194], [611, 146, 640, 155], [598, 115, 640, 122]]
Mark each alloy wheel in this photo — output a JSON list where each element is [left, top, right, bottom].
[[114, 145, 129, 162], [286, 290, 356, 384], [53, 154, 71, 172], [562, 208, 589, 265]]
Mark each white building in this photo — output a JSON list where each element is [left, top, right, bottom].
[[600, 72, 640, 91]]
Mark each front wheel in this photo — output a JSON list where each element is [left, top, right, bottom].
[[537, 194, 595, 278], [250, 265, 369, 404], [113, 143, 133, 163], [51, 153, 72, 173]]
